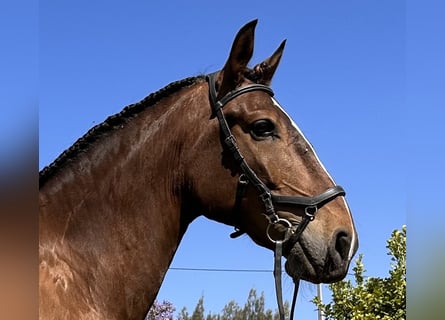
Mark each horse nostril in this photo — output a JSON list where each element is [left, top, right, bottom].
[[334, 230, 352, 261]]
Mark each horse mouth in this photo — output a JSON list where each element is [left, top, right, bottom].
[[283, 238, 349, 283]]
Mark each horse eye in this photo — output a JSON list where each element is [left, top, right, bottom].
[[250, 119, 276, 139]]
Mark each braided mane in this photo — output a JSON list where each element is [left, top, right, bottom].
[[40, 75, 206, 187]]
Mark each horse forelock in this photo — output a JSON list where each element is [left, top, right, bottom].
[[39, 75, 206, 188]]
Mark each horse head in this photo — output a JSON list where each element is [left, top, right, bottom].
[[186, 20, 358, 284]]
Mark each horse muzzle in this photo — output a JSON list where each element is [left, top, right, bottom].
[[284, 227, 357, 283]]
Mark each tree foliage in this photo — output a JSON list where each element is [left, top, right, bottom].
[[178, 288, 288, 320], [312, 225, 406, 320]]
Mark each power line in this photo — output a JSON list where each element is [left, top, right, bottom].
[[169, 267, 273, 273], [169, 266, 354, 276]]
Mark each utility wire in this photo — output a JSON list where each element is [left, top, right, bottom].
[[169, 266, 354, 276], [169, 267, 273, 273]]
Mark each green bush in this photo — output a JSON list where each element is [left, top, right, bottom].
[[312, 226, 406, 320]]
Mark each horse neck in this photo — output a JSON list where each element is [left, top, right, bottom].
[[39, 81, 208, 319]]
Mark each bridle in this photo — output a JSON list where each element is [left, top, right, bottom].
[[207, 72, 346, 319]]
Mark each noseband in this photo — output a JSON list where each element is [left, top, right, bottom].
[[207, 72, 346, 319]]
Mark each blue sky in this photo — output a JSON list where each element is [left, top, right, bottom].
[[34, 0, 444, 318]]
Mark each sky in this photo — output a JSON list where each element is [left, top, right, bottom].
[[30, 0, 444, 318]]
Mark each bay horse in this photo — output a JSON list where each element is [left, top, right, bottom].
[[39, 20, 358, 320]]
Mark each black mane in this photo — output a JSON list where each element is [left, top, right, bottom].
[[39, 75, 205, 187]]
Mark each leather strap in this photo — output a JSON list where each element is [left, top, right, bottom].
[[274, 241, 285, 319], [272, 185, 345, 209], [208, 72, 273, 114]]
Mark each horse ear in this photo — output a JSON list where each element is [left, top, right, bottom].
[[252, 39, 286, 85], [217, 19, 257, 99]]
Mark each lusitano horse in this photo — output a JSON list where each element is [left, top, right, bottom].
[[39, 20, 358, 320]]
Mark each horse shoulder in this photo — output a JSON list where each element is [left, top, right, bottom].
[[39, 246, 102, 319]]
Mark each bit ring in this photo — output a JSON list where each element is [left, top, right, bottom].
[[266, 218, 293, 244]]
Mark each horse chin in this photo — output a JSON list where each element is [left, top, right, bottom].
[[283, 240, 349, 284]]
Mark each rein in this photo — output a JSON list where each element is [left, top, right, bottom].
[[206, 72, 345, 319]]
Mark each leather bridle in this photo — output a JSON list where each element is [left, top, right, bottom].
[[206, 72, 346, 319]]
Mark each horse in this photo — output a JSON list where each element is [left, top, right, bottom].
[[39, 20, 358, 320]]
